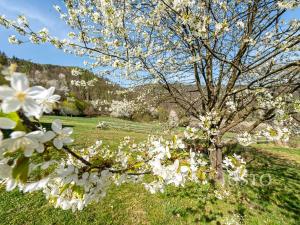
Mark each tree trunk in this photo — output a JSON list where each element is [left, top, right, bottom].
[[209, 147, 224, 184], [216, 147, 224, 183]]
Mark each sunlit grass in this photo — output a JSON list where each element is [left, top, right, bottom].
[[0, 116, 299, 225]]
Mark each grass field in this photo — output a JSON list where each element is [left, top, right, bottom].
[[0, 116, 299, 225]]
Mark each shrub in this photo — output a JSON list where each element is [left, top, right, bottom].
[[157, 107, 168, 122], [74, 98, 89, 112], [0, 52, 8, 65], [132, 111, 153, 122], [179, 116, 190, 127], [84, 105, 98, 117], [60, 100, 81, 116]]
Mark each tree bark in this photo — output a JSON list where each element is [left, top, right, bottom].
[[216, 147, 224, 183], [209, 146, 224, 184]]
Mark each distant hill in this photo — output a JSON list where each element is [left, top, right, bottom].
[[0, 51, 122, 102], [0, 51, 186, 121]]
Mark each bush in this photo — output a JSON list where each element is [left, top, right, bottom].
[[132, 111, 153, 122], [60, 100, 81, 116], [84, 105, 98, 117], [74, 98, 89, 112], [0, 74, 7, 85], [0, 52, 8, 65], [157, 107, 168, 122], [179, 116, 190, 127]]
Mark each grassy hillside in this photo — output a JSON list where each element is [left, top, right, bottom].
[[0, 116, 299, 225]]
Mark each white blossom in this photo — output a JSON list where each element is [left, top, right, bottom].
[[0, 131, 40, 157], [8, 35, 20, 44], [0, 73, 44, 117], [237, 132, 253, 146], [36, 87, 60, 115], [51, 119, 74, 149]]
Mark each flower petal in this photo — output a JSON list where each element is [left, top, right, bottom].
[[23, 98, 42, 118], [62, 137, 74, 144], [26, 131, 44, 139], [27, 86, 46, 99], [11, 73, 29, 92], [24, 148, 34, 157], [35, 143, 45, 153], [50, 94, 61, 102], [6, 179, 17, 191], [0, 86, 15, 100], [52, 119, 62, 133], [10, 131, 26, 139], [62, 127, 73, 135], [22, 178, 49, 193], [48, 86, 55, 94], [0, 118, 16, 129], [40, 131, 55, 143], [53, 138, 63, 149], [1, 98, 21, 113]]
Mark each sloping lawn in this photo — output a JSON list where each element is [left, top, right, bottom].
[[0, 116, 299, 225]]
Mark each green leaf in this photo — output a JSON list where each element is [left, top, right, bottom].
[[133, 161, 144, 169], [0, 111, 26, 131], [0, 111, 19, 123], [73, 185, 84, 199], [60, 184, 70, 195], [12, 156, 30, 183], [197, 170, 206, 181]]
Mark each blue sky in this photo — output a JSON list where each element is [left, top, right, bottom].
[[0, 0, 85, 67], [0, 0, 299, 69]]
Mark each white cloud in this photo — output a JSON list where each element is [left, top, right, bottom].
[[0, 0, 55, 28], [0, 0, 71, 39]]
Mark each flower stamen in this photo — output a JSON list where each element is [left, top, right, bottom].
[[16, 92, 26, 102]]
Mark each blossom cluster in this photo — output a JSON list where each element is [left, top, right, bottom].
[[223, 154, 247, 182], [0, 68, 60, 118], [109, 99, 136, 119], [43, 162, 112, 211], [236, 132, 253, 146], [90, 99, 110, 111], [71, 68, 82, 77], [70, 78, 97, 87], [198, 111, 221, 137], [260, 125, 290, 143], [96, 121, 109, 129]]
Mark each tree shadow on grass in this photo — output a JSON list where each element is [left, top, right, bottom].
[[162, 145, 300, 224], [241, 147, 300, 223]]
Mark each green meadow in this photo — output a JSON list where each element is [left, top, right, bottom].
[[0, 116, 299, 225]]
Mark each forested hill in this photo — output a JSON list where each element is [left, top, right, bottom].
[[0, 51, 122, 102], [0, 52, 185, 119]]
